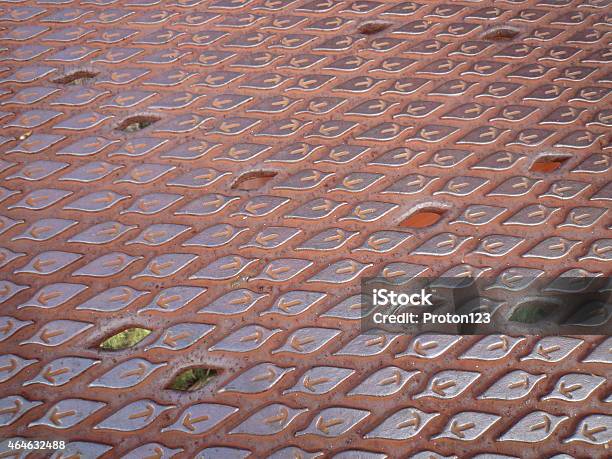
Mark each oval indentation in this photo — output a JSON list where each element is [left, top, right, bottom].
[[117, 115, 160, 132], [99, 327, 151, 350], [167, 367, 219, 391], [231, 170, 277, 190], [53, 70, 99, 85], [400, 208, 445, 228], [481, 26, 520, 41]]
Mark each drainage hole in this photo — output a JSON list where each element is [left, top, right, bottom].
[[231, 170, 278, 190], [99, 327, 151, 350], [510, 302, 554, 324], [117, 115, 160, 132], [400, 208, 445, 228], [530, 155, 569, 173], [167, 367, 218, 391], [53, 70, 99, 85], [481, 26, 520, 41], [358, 20, 392, 35]]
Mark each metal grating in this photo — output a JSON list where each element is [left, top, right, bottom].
[[0, 0, 610, 457]]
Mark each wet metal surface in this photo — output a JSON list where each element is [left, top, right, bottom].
[[0, 0, 611, 457]]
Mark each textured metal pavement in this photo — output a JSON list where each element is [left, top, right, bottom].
[[0, 0, 611, 457]]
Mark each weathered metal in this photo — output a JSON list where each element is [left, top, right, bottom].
[[0, 0, 610, 457]]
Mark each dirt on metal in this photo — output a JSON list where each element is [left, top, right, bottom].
[[0, 0, 610, 458]]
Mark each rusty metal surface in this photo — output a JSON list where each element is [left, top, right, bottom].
[[0, 0, 611, 457]]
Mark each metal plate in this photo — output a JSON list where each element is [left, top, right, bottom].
[[0, 0, 610, 457]]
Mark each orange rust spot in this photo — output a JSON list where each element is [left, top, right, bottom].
[[530, 156, 568, 173], [400, 209, 444, 228]]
